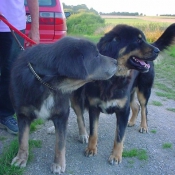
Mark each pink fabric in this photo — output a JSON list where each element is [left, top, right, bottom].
[[0, 0, 26, 31]]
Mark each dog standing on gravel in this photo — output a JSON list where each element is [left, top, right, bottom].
[[70, 24, 175, 165], [10, 36, 117, 174], [46, 24, 175, 166], [128, 23, 175, 132]]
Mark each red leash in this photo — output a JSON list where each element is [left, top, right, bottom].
[[0, 13, 36, 48]]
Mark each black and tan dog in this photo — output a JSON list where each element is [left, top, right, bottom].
[[10, 36, 117, 174], [70, 24, 175, 165], [128, 23, 175, 132]]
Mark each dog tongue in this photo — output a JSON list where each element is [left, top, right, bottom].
[[137, 59, 150, 69]]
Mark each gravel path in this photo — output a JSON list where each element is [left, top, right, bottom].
[[1, 87, 175, 175]]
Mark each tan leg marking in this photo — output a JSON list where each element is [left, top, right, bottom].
[[137, 91, 148, 133], [128, 98, 140, 126], [71, 98, 88, 143], [51, 129, 66, 174], [11, 125, 30, 167], [85, 119, 98, 156], [76, 112, 88, 143], [85, 135, 98, 156], [108, 129, 124, 165]]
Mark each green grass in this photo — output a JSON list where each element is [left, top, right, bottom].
[[14, 115, 44, 133], [167, 45, 175, 57], [67, 12, 105, 35], [154, 82, 175, 93], [28, 140, 42, 161], [150, 129, 157, 133], [151, 101, 163, 106], [155, 92, 175, 101], [0, 139, 42, 175], [166, 108, 175, 112], [83, 35, 102, 43], [103, 17, 171, 42], [162, 143, 172, 149], [155, 46, 175, 90], [123, 148, 148, 160], [104, 18, 171, 27], [30, 119, 44, 132], [154, 47, 175, 100], [0, 118, 43, 175], [68, 34, 101, 43], [105, 18, 146, 24], [137, 149, 148, 160]]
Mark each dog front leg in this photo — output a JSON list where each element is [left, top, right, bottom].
[[137, 90, 150, 133], [109, 107, 130, 165], [137, 70, 154, 133], [11, 114, 31, 167], [70, 91, 88, 144], [51, 112, 69, 174], [71, 103, 88, 143], [128, 90, 140, 126], [85, 106, 100, 156]]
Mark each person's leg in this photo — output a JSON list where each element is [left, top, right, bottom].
[[0, 31, 24, 134]]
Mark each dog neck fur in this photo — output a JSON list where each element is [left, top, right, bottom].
[[58, 78, 88, 94], [115, 64, 131, 77], [115, 48, 131, 76]]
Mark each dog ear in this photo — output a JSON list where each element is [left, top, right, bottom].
[[56, 47, 88, 80], [97, 32, 120, 58]]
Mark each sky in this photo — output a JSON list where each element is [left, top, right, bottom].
[[61, 0, 175, 16]]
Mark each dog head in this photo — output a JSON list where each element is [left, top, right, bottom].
[[55, 37, 117, 81], [97, 24, 160, 75], [18, 37, 117, 94]]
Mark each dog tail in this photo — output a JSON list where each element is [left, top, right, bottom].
[[152, 23, 175, 51]]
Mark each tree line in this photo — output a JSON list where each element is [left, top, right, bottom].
[[63, 3, 175, 16], [63, 3, 141, 16], [63, 3, 98, 15]]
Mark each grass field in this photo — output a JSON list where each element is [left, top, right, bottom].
[[101, 15, 175, 23], [103, 17, 170, 31], [99, 16, 174, 42]]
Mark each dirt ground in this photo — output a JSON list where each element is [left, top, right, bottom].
[[0, 84, 175, 175]]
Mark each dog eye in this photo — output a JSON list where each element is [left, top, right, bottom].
[[113, 37, 120, 43], [137, 38, 142, 43]]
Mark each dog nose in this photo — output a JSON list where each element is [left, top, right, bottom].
[[154, 47, 160, 55]]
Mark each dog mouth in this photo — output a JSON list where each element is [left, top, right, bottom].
[[128, 56, 150, 72]]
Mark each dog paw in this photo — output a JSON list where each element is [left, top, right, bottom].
[[51, 163, 66, 174], [139, 127, 148, 133], [47, 126, 55, 134], [84, 147, 97, 157], [108, 154, 122, 165], [127, 121, 135, 127], [11, 156, 27, 168], [78, 134, 89, 144]]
